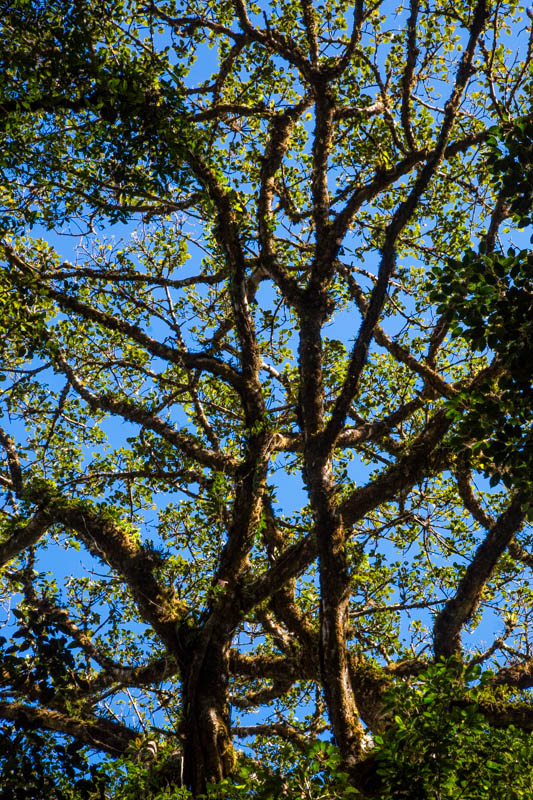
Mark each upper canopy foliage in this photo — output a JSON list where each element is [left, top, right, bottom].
[[0, 0, 532, 797]]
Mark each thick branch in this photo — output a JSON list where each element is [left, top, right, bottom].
[[232, 0, 312, 79], [492, 660, 533, 690], [258, 102, 309, 303], [400, 0, 420, 150], [23, 486, 185, 653], [0, 701, 137, 755], [232, 722, 318, 748], [433, 496, 525, 658], [242, 409, 451, 613], [0, 510, 52, 568]]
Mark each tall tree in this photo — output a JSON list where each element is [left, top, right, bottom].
[[0, 0, 532, 796]]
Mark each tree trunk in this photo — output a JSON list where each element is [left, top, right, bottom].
[[180, 638, 236, 795]]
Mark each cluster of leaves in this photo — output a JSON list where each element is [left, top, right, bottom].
[[487, 116, 533, 226], [0, 592, 103, 798], [0, 0, 193, 228], [64, 739, 358, 800], [0, 265, 53, 361], [374, 661, 533, 799], [429, 118, 533, 494], [430, 246, 533, 493], [78, 739, 189, 800], [0, 604, 82, 701], [201, 742, 359, 800], [0, 723, 94, 800]]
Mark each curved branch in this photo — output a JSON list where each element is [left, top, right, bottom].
[[22, 484, 186, 653], [0, 700, 137, 755], [433, 496, 526, 659], [1, 244, 243, 394], [55, 353, 238, 474], [492, 659, 533, 690], [232, 722, 323, 748], [0, 510, 52, 568]]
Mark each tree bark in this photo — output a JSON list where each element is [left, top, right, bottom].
[[180, 636, 236, 794]]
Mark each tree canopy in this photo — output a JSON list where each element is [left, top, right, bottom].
[[0, 0, 532, 797]]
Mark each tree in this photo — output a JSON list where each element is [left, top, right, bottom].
[[0, 0, 532, 796]]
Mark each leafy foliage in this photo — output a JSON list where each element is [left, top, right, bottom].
[[375, 661, 533, 799], [429, 119, 533, 497], [487, 116, 533, 226]]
